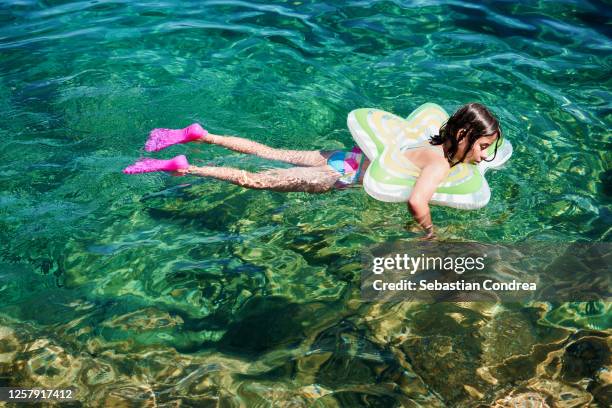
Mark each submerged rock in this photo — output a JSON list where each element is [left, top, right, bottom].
[[491, 392, 550, 408], [0, 326, 19, 365]]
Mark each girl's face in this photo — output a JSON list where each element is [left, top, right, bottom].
[[457, 131, 498, 164]]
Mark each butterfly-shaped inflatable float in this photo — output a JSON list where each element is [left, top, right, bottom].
[[347, 103, 512, 209]]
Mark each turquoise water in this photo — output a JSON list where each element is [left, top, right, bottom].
[[0, 0, 610, 406]]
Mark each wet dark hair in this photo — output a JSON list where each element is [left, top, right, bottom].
[[430, 103, 502, 167]]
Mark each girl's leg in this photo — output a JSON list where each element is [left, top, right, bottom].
[[181, 164, 341, 193], [198, 133, 332, 167]]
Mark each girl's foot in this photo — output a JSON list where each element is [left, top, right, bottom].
[[123, 155, 190, 174], [145, 123, 208, 152]]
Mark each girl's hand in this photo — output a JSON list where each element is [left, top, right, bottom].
[[418, 225, 436, 241], [406, 223, 423, 233], [406, 223, 437, 240]]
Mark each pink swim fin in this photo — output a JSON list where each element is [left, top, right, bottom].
[[145, 123, 207, 152], [123, 155, 189, 174]]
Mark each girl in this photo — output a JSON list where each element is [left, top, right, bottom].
[[124, 103, 502, 239]]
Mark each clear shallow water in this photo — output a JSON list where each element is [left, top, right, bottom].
[[0, 0, 610, 406]]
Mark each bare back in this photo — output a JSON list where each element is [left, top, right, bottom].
[[402, 144, 448, 171]]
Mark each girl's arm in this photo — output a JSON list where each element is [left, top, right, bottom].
[[407, 164, 449, 237]]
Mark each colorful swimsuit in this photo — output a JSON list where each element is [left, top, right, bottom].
[[327, 146, 366, 187]]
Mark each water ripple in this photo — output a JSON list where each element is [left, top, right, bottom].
[[0, 0, 610, 406]]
